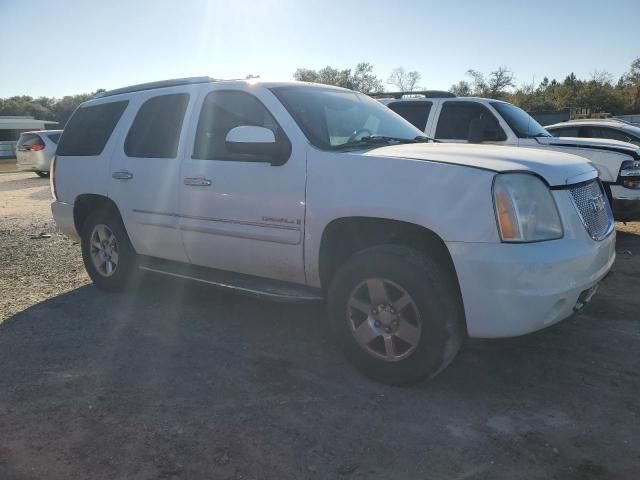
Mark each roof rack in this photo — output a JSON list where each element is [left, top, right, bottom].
[[567, 118, 621, 123], [95, 76, 216, 98], [369, 90, 456, 100]]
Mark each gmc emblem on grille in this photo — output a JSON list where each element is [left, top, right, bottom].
[[589, 195, 605, 213]]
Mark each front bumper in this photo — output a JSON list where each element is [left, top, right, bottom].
[[51, 201, 80, 242], [446, 232, 616, 338], [610, 185, 640, 221]]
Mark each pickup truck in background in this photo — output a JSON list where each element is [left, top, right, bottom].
[[376, 92, 640, 221]]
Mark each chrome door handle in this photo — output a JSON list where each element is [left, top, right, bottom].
[[112, 171, 133, 180], [184, 177, 212, 186]]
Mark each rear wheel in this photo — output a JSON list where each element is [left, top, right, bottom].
[[328, 245, 465, 385], [81, 209, 138, 292], [36, 171, 49, 178]]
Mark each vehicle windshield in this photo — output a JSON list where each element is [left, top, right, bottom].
[[491, 102, 552, 139], [269, 86, 424, 149]]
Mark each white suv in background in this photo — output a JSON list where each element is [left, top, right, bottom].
[[51, 78, 615, 384], [378, 93, 640, 221], [16, 129, 63, 177]]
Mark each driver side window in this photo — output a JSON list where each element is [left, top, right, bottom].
[[193, 90, 290, 163], [436, 102, 507, 142]]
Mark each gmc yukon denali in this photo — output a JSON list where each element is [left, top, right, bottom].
[[51, 78, 616, 384]]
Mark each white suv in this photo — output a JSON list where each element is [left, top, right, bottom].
[[51, 78, 615, 384], [378, 93, 640, 221]]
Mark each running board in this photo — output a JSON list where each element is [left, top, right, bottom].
[[138, 257, 324, 303]]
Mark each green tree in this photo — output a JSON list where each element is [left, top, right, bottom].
[[0, 91, 100, 126], [293, 62, 383, 93]]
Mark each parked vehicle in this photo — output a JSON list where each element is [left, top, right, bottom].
[[51, 78, 615, 384], [546, 119, 640, 146], [376, 93, 640, 221], [16, 130, 63, 177]]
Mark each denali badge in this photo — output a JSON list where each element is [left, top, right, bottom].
[[589, 195, 605, 214]]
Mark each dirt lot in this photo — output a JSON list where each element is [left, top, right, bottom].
[[0, 172, 639, 480], [0, 159, 18, 174]]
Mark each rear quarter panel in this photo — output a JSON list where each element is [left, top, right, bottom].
[[54, 98, 131, 205]]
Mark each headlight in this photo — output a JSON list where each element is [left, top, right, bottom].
[[620, 160, 640, 189], [493, 173, 563, 242]]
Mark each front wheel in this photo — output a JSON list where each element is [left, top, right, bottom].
[[328, 245, 465, 385], [81, 209, 138, 292]]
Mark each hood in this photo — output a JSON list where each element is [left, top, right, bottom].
[[537, 136, 640, 157], [367, 143, 596, 186]]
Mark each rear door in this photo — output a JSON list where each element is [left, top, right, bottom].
[[178, 86, 307, 284], [387, 101, 432, 134], [108, 89, 192, 262]]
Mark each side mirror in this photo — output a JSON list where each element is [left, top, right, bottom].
[[467, 118, 485, 143], [225, 126, 276, 157]]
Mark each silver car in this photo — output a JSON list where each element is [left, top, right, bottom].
[[16, 130, 63, 177]]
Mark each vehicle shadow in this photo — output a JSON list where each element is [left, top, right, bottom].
[[0, 274, 638, 478]]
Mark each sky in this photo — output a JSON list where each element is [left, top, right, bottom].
[[1, 0, 639, 98]]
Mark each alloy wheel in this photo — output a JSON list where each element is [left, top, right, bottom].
[[347, 278, 422, 362]]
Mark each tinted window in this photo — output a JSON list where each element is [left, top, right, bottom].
[[46, 133, 61, 144], [387, 101, 432, 131], [193, 90, 290, 162], [436, 102, 507, 141], [549, 127, 579, 137], [17, 133, 44, 147], [57, 101, 128, 156], [125, 94, 189, 158]]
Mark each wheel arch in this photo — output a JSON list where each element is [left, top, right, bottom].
[[318, 216, 460, 294], [73, 194, 123, 234]]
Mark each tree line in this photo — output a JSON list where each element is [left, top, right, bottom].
[[0, 90, 105, 127], [295, 57, 640, 114], [1, 58, 639, 126]]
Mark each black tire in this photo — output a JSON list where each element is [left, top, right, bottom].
[[328, 245, 465, 385], [81, 208, 138, 292], [36, 171, 49, 178]]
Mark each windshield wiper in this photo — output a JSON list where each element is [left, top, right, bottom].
[[333, 134, 437, 150]]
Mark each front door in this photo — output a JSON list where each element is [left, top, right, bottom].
[[108, 90, 192, 262], [179, 87, 307, 284]]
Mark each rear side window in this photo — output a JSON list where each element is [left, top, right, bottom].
[[387, 102, 432, 132], [125, 93, 190, 158], [17, 133, 44, 148], [56, 101, 128, 156], [46, 133, 61, 144], [436, 102, 506, 141], [549, 127, 579, 137]]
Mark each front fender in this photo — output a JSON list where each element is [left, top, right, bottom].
[[304, 149, 499, 286]]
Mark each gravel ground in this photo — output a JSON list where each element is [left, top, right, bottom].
[[0, 172, 639, 480]]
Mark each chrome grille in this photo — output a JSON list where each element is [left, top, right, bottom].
[[568, 179, 613, 241]]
